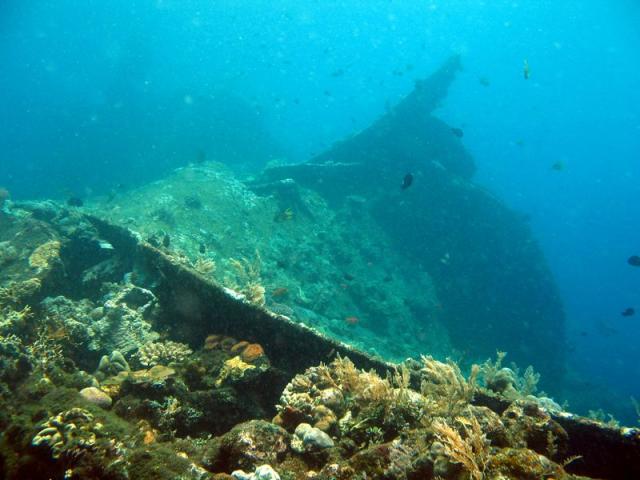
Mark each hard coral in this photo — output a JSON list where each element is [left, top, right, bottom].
[[241, 343, 265, 363], [28, 240, 61, 273], [136, 340, 192, 367], [32, 408, 97, 459]]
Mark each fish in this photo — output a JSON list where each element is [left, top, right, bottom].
[[551, 161, 565, 171], [66, 196, 84, 207], [479, 76, 490, 87], [621, 307, 635, 317], [271, 287, 289, 298], [523, 59, 530, 80], [331, 68, 345, 77], [274, 207, 294, 222], [627, 255, 640, 267], [451, 127, 464, 138], [344, 316, 359, 326], [401, 173, 414, 190]]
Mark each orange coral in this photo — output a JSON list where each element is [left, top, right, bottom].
[[241, 343, 265, 362]]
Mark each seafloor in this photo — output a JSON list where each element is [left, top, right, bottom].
[[0, 164, 638, 479]]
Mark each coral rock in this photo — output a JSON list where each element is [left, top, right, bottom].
[[232, 465, 281, 480], [79, 386, 113, 409], [204, 420, 289, 472], [292, 423, 334, 452]]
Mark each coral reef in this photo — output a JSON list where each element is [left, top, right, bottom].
[[0, 198, 636, 479]]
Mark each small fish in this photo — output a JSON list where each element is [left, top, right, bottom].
[[479, 76, 490, 87], [451, 127, 464, 138], [271, 287, 289, 298], [523, 59, 530, 80], [622, 307, 635, 317], [343, 273, 355, 281], [551, 161, 564, 171], [274, 207, 294, 222], [331, 68, 344, 77], [67, 196, 84, 207], [199, 243, 207, 254], [401, 173, 414, 190], [627, 255, 640, 267], [344, 316, 359, 326]]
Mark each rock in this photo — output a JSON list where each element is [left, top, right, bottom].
[[254, 465, 281, 480], [79, 386, 112, 409], [203, 420, 290, 472], [293, 423, 334, 452], [232, 465, 281, 480]]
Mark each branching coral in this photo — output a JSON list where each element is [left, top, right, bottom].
[[27, 327, 65, 374], [227, 251, 266, 306], [478, 351, 541, 399], [277, 356, 424, 445], [432, 413, 490, 480], [0, 305, 33, 334], [193, 257, 216, 276], [136, 340, 192, 367], [419, 355, 478, 419]]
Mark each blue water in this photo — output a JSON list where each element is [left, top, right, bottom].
[[2, 1, 639, 421]]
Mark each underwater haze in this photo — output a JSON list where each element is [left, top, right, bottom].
[[2, 0, 640, 426]]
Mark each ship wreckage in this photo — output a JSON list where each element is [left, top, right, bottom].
[[0, 57, 637, 479]]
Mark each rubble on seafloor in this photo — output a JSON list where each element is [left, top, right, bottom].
[[0, 200, 638, 479]]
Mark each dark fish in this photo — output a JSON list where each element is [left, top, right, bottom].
[[401, 173, 414, 190], [199, 243, 206, 254], [479, 76, 490, 87], [162, 233, 171, 248], [622, 307, 635, 317], [331, 68, 344, 77], [627, 255, 640, 267], [67, 197, 83, 207], [451, 127, 464, 138], [523, 59, 530, 80], [551, 161, 565, 171]]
